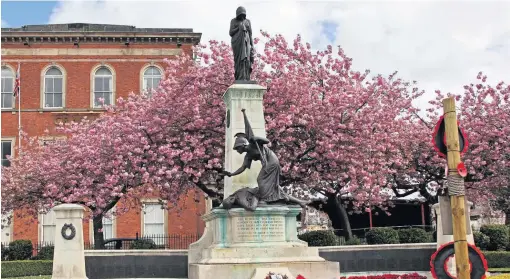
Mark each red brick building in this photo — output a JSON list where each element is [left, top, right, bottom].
[[1, 23, 207, 247]]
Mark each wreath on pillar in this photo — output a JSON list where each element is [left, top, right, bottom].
[[61, 223, 76, 240]]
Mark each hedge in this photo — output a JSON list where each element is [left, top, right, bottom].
[[474, 231, 491, 250], [484, 251, 510, 268], [480, 224, 509, 251], [3, 240, 33, 261], [32, 246, 54, 260], [130, 238, 157, 249], [398, 228, 431, 244], [298, 230, 338, 246], [366, 228, 399, 244], [1, 260, 53, 278], [344, 236, 363, 246]]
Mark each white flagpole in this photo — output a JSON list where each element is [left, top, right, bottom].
[[17, 62, 21, 154]]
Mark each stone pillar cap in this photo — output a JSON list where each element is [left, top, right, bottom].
[[53, 203, 85, 211]]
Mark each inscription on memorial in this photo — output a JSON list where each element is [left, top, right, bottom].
[[235, 216, 285, 241]]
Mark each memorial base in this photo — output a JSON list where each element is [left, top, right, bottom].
[[188, 206, 340, 279]]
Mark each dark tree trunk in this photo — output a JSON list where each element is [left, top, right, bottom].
[[311, 193, 353, 240], [505, 210, 510, 225], [93, 214, 105, 249]]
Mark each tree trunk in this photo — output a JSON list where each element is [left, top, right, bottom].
[[93, 215, 105, 249], [316, 193, 353, 240], [505, 210, 510, 225]]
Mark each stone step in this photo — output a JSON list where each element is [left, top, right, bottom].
[[198, 246, 325, 264]]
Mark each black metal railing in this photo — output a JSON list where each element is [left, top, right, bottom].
[[2, 233, 202, 260]]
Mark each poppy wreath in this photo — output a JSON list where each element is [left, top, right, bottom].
[[430, 241, 488, 279], [61, 223, 76, 240]]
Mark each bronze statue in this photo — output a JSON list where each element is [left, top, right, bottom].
[[229, 6, 254, 81], [221, 109, 310, 210]]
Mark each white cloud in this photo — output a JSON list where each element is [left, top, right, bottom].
[[2, 19, 10, 28], [48, 0, 510, 109]]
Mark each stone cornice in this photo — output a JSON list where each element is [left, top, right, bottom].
[[1, 31, 202, 45]]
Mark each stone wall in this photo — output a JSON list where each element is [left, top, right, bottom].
[[84, 243, 437, 279]]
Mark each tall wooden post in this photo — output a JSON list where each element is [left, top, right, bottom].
[[442, 97, 471, 279]]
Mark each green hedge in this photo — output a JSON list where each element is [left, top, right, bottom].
[[32, 246, 54, 260], [1, 260, 53, 278], [484, 251, 510, 268], [130, 239, 157, 249], [3, 240, 33, 261], [344, 236, 362, 245], [474, 231, 491, 250], [480, 224, 509, 251], [398, 228, 431, 244], [298, 230, 338, 246], [366, 227, 399, 244]]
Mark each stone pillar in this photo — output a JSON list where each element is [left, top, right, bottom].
[[433, 198, 475, 277], [222, 83, 267, 198], [52, 204, 87, 279]]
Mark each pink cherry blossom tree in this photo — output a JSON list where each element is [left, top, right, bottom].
[[389, 72, 510, 225], [4, 31, 507, 246]]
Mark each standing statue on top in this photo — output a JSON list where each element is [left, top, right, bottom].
[[229, 6, 255, 81], [221, 109, 311, 211]]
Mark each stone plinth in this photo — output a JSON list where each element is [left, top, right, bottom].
[[433, 197, 474, 248], [223, 83, 267, 198], [52, 204, 87, 279], [188, 206, 340, 279], [433, 197, 475, 277]]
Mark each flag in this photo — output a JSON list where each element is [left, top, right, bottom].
[[13, 63, 20, 97]]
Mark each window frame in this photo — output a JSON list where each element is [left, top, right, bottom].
[[40, 63, 67, 110], [139, 63, 163, 96], [41, 64, 66, 109], [38, 209, 56, 244], [1, 211, 14, 244], [90, 64, 116, 109], [88, 207, 117, 244], [1, 64, 15, 110], [1, 137, 15, 167], [140, 199, 168, 237]]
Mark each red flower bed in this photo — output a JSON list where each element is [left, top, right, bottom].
[[339, 273, 427, 279]]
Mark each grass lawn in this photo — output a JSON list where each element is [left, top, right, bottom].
[[490, 268, 510, 273]]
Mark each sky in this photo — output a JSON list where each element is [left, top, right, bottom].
[[1, 0, 510, 110]]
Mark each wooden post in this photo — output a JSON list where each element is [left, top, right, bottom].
[[442, 97, 471, 279]]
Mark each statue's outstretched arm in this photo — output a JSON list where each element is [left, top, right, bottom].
[[230, 164, 247, 176], [225, 156, 252, 177]]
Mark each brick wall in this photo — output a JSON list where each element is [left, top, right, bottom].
[[1, 36, 206, 245]]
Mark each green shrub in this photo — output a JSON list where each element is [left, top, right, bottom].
[[480, 225, 509, 251], [365, 227, 399, 244], [1, 244, 10, 261], [483, 251, 510, 268], [130, 238, 157, 249], [344, 236, 362, 245], [0, 260, 53, 277], [33, 246, 54, 260], [474, 231, 490, 250], [398, 228, 431, 243], [6, 240, 33, 261], [298, 230, 338, 246]]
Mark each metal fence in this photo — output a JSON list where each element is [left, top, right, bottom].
[[2, 233, 202, 259], [86, 233, 202, 250]]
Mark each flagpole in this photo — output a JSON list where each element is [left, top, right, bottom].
[[17, 62, 21, 154]]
